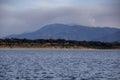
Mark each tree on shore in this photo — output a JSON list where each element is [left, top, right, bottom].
[[0, 38, 120, 49]]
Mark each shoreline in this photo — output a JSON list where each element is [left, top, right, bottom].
[[0, 47, 119, 50], [0, 39, 120, 50], [0, 47, 96, 50]]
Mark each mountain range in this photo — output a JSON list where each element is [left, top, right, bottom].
[[6, 24, 120, 42]]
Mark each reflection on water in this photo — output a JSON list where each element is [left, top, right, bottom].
[[0, 49, 120, 80]]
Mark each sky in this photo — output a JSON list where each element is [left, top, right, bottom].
[[0, 0, 120, 37]]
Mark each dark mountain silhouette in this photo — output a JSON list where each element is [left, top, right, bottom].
[[6, 24, 120, 42]]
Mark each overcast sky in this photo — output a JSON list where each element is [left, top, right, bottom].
[[0, 0, 120, 37]]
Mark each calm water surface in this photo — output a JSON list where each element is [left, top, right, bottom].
[[0, 49, 120, 80]]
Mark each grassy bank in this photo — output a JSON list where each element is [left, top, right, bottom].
[[0, 38, 120, 49]]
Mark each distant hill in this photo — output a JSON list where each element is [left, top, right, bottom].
[[94, 31, 120, 42], [6, 24, 120, 42]]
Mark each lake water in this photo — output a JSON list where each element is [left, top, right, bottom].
[[0, 49, 120, 80]]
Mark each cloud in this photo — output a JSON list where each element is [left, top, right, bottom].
[[0, 0, 120, 37]]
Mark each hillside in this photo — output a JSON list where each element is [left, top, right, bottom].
[[6, 24, 120, 42]]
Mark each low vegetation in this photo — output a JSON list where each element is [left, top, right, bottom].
[[0, 38, 120, 49]]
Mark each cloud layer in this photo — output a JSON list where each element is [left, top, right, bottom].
[[0, 0, 120, 37]]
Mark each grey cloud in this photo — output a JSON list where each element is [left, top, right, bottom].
[[94, 1, 120, 27], [0, 1, 120, 37]]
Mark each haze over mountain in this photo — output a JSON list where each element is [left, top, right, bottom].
[[6, 24, 120, 42], [0, 0, 120, 37]]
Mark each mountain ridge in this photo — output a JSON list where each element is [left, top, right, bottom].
[[6, 24, 120, 42]]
